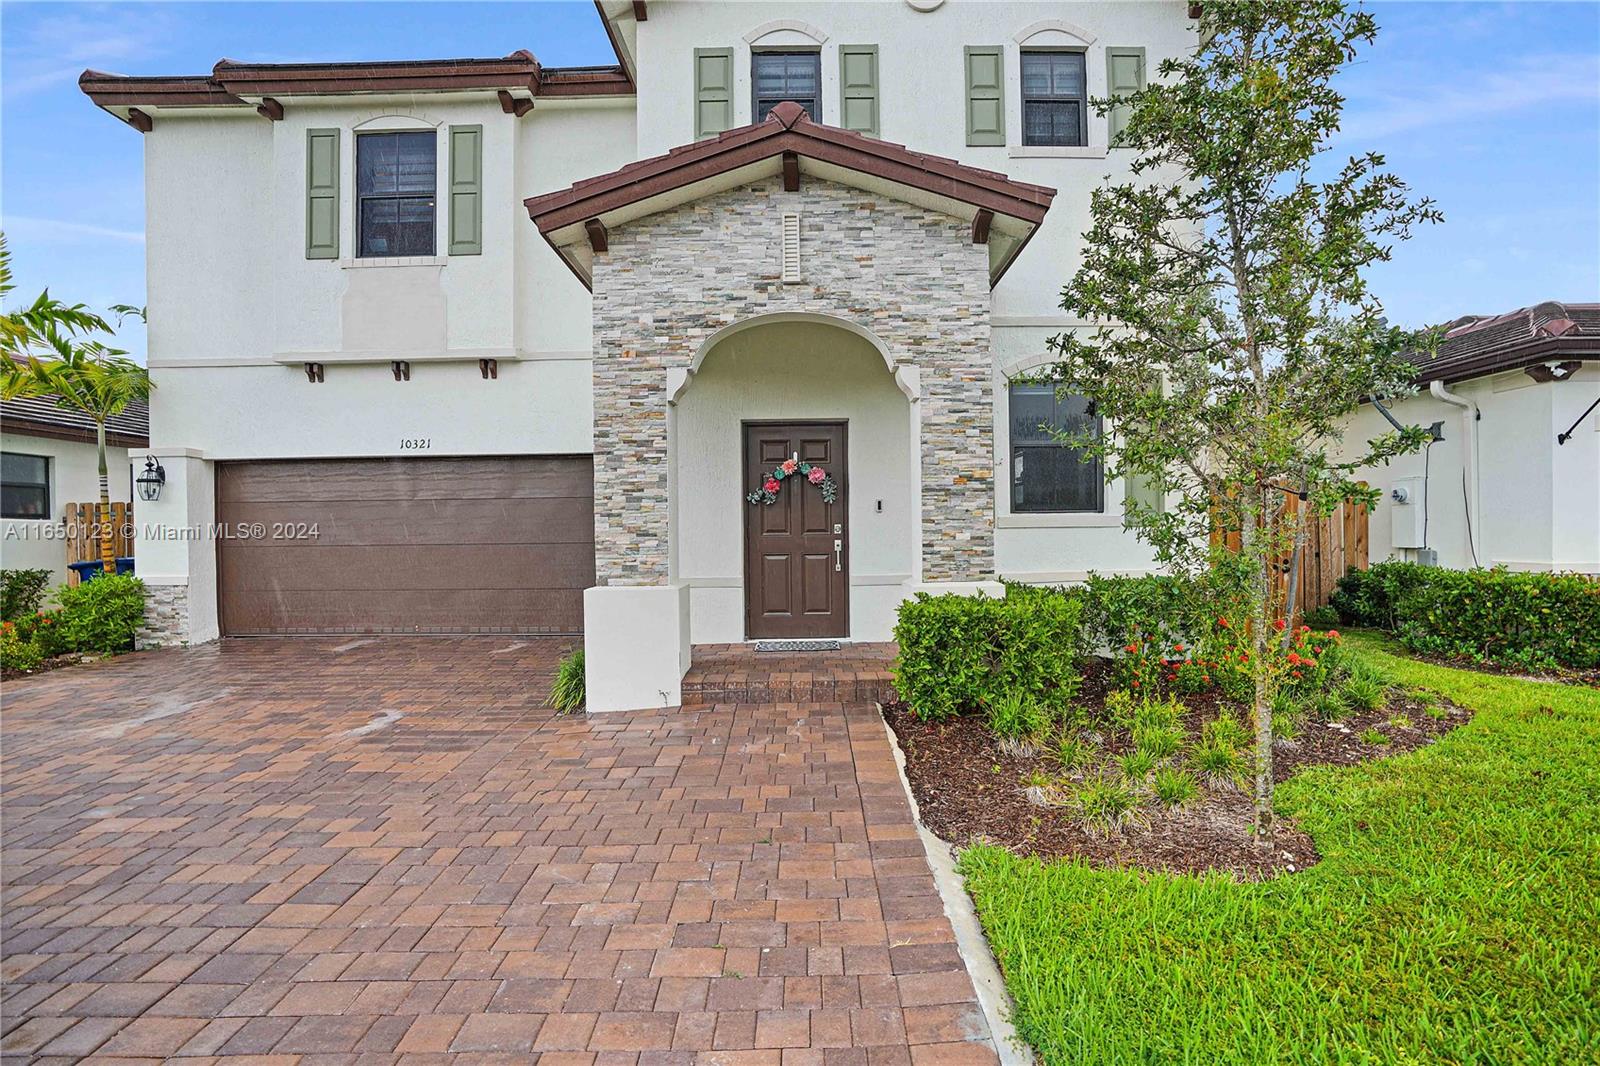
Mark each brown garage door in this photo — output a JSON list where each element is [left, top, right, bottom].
[[216, 456, 593, 635]]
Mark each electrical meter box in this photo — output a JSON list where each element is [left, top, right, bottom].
[[1390, 476, 1425, 549]]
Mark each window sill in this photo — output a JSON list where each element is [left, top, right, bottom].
[[998, 512, 1124, 529], [1008, 145, 1108, 159], [340, 256, 447, 269]]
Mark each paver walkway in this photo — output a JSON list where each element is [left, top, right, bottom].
[[0, 637, 997, 1064]]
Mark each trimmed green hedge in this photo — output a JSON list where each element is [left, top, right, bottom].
[[893, 590, 1083, 721], [1010, 570, 1250, 654], [53, 574, 146, 655], [1331, 562, 1600, 669]]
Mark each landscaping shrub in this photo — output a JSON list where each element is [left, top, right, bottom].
[[548, 649, 585, 712], [1334, 562, 1600, 669], [52, 574, 145, 655], [1, 568, 51, 621], [0, 623, 44, 673], [1395, 567, 1600, 669], [988, 690, 1051, 753], [1329, 561, 1431, 629], [1301, 604, 1339, 629], [13, 609, 67, 658], [893, 591, 1082, 721]]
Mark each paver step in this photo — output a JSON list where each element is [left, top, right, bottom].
[[682, 641, 899, 706]]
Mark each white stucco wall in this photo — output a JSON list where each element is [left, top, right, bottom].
[[1336, 364, 1600, 573], [0, 433, 135, 584], [128, 1, 1204, 626], [673, 320, 914, 642], [143, 94, 637, 458]]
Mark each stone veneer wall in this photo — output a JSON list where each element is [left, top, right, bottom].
[[591, 177, 994, 585], [136, 583, 190, 649]]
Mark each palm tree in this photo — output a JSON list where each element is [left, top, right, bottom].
[[1, 236, 152, 574]]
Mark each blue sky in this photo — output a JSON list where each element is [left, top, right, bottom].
[[2, 1, 1596, 363]]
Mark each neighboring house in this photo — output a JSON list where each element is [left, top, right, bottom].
[[0, 397, 147, 584], [76, 1, 1201, 709], [1338, 301, 1599, 574]]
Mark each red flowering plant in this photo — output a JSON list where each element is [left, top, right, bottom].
[[12, 609, 66, 658], [1112, 634, 1162, 694], [747, 459, 838, 506], [1273, 624, 1344, 699]]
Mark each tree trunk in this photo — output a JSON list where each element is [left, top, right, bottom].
[[96, 419, 115, 574], [1243, 486, 1275, 847], [1280, 491, 1310, 649]]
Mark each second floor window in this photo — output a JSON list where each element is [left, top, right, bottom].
[[753, 51, 820, 123], [1, 453, 50, 519], [1021, 51, 1087, 147], [357, 131, 436, 257], [1010, 383, 1104, 513]]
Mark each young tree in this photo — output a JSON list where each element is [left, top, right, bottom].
[[1, 237, 152, 574], [1046, 1, 1440, 843]]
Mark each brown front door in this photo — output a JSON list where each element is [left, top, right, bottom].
[[743, 422, 848, 639]]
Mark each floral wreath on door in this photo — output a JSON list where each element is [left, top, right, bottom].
[[747, 456, 838, 505]]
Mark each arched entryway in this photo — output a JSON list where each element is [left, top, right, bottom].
[[669, 315, 918, 643]]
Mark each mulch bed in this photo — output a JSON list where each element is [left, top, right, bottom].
[[882, 660, 1472, 881]]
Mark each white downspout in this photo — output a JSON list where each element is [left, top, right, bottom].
[[1429, 380, 1481, 565]]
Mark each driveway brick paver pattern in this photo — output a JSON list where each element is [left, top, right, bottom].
[[0, 637, 997, 1064]]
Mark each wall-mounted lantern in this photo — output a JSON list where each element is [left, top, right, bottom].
[[136, 457, 166, 502]]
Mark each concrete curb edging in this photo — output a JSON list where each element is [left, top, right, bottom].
[[877, 710, 1035, 1065]]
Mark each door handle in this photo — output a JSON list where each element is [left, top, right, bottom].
[[833, 538, 843, 572]]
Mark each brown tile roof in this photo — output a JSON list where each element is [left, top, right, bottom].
[[1415, 300, 1600, 384], [525, 101, 1056, 289], [80, 50, 632, 123], [1, 396, 150, 449]]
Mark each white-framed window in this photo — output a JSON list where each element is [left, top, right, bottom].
[[1008, 382, 1104, 513], [752, 50, 822, 121], [1020, 50, 1088, 147], [1, 453, 50, 519], [356, 130, 437, 258]]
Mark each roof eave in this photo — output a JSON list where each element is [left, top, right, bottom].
[[1417, 335, 1600, 386]]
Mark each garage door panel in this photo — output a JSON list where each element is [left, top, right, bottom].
[[217, 456, 592, 503], [218, 457, 593, 635], [220, 542, 595, 591], [219, 497, 593, 546], [223, 588, 585, 635]]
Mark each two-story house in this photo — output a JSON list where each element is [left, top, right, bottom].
[[79, 1, 1198, 710]]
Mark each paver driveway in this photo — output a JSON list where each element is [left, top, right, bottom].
[[0, 637, 997, 1064]]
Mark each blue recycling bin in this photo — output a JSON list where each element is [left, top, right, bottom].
[[68, 557, 135, 582]]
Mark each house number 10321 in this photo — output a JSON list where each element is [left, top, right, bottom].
[[400, 438, 432, 450]]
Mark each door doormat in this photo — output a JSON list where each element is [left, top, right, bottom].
[[754, 639, 844, 653]]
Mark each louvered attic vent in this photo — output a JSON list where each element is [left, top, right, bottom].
[[781, 212, 801, 283]]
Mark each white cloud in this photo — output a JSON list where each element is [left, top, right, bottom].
[[0, 3, 177, 99], [2, 216, 145, 244], [1339, 51, 1600, 143]]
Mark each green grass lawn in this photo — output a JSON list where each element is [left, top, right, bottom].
[[959, 632, 1600, 1065]]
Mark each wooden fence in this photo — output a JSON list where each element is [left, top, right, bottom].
[[64, 502, 135, 584], [1211, 493, 1370, 619]]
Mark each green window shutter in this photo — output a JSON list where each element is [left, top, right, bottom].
[[839, 45, 879, 137], [964, 46, 1005, 146], [305, 128, 339, 259], [694, 48, 734, 139], [447, 125, 483, 255], [1106, 47, 1146, 146]]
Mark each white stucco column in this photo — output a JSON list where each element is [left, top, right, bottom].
[[584, 584, 691, 712], [130, 449, 218, 646]]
